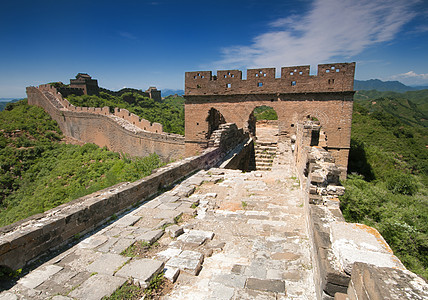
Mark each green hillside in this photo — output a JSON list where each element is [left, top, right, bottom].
[[0, 100, 164, 226], [66, 92, 185, 135], [341, 98, 428, 278]]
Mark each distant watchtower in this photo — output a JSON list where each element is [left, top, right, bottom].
[[146, 87, 162, 102], [70, 73, 99, 95]]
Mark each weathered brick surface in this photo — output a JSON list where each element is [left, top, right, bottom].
[[184, 63, 355, 172]]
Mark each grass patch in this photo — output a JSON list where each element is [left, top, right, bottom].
[[104, 273, 173, 300]]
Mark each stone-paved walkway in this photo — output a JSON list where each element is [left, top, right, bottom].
[[165, 142, 316, 299], [1, 140, 316, 299]]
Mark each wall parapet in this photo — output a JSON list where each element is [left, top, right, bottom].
[[294, 123, 427, 299], [185, 62, 355, 96], [27, 85, 184, 161], [36, 84, 164, 134], [0, 141, 236, 271]]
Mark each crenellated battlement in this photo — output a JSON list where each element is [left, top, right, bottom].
[[37, 84, 164, 133], [185, 62, 355, 95]]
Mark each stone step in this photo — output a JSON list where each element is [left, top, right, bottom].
[[255, 145, 277, 149], [255, 149, 277, 154], [255, 155, 275, 159], [256, 158, 274, 163]]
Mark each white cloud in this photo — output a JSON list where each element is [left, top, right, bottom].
[[215, 0, 419, 72], [391, 71, 428, 85]]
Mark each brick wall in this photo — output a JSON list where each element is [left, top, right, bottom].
[[184, 63, 355, 173], [27, 85, 185, 162], [185, 63, 355, 95], [0, 130, 242, 271]]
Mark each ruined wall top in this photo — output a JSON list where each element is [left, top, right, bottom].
[[185, 62, 355, 96]]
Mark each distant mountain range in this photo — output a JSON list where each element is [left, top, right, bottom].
[[162, 89, 184, 97], [354, 79, 428, 92], [0, 98, 20, 111]]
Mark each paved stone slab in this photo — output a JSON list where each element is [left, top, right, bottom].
[[165, 224, 184, 238], [210, 283, 235, 300], [154, 210, 182, 220], [0, 292, 18, 300], [110, 238, 136, 254], [166, 250, 204, 275], [157, 194, 180, 203], [96, 237, 119, 252], [35, 268, 91, 295], [158, 202, 181, 210], [184, 176, 205, 186], [113, 215, 141, 227], [177, 230, 214, 246], [57, 248, 102, 271], [174, 185, 196, 197], [137, 229, 164, 244], [115, 258, 164, 286], [142, 199, 162, 209], [246, 278, 286, 294], [69, 274, 126, 300], [211, 273, 246, 288], [78, 235, 109, 249], [51, 296, 73, 300], [156, 247, 182, 261], [87, 253, 130, 275], [18, 265, 63, 289]]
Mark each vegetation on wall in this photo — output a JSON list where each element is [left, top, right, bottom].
[[66, 92, 185, 135], [0, 100, 164, 226], [340, 91, 428, 279], [253, 105, 278, 120]]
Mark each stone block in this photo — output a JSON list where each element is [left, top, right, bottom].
[[86, 253, 130, 276], [113, 215, 141, 227], [210, 283, 235, 300], [153, 210, 182, 220], [137, 230, 164, 244], [211, 273, 246, 288], [69, 274, 126, 300], [115, 258, 164, 287], [331, 222, 405, 274], [177, 230, 213, 246], [18, 265, 63, 289], [78, 235, 108, 249], [245, 278, 286, 294], [109, 238, 136, 254], [142, 200, 161, 209], [157, 194, 180, 203], [166, 250, 204, 275], [164, 266, 180, 283], [348, 262, 428, 300], [165, 225, 184, 238]]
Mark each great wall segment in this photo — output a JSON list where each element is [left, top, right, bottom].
[[26, 83, 185, 162], [1, 63, 427, 299]]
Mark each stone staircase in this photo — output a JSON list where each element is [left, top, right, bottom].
[[255, 141, 277, 171]]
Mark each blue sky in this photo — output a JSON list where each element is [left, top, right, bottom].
[[1, 0, 428, 98]]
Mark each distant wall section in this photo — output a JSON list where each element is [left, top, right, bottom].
[[27, 85, 185, 161]]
